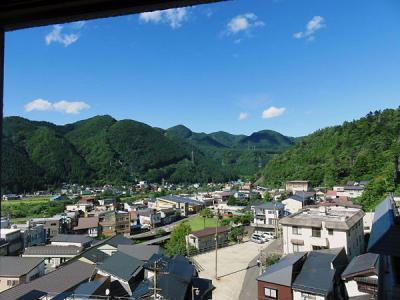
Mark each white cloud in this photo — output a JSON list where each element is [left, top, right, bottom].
[[24, 99, 90, 114], [53, 101, 90, 114], [24, 99, 53, 112], [45, 25, 79, 47], [239, 112, 249, 120], [226, 13, 265, 35], [139, 8, 189, 29], [262, 106, 286, 119], [71, 21, 86, 29], [294, 16, 325, 40]]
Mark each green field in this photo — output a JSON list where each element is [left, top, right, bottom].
[[1, 198, 67, 220], [186, 216, 218, 232], [1, 198, 50, 206]]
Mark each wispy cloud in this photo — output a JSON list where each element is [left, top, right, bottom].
[[45, 25, 80, 47], [139, 8, 189, 29], [238, 112, 250, 121], [294, 16, 326, 41], [262, 106, 286, 119], [226, 13, 265, 35], [25, 99, 90, 114]]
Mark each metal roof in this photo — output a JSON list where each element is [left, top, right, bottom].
[[0, 261, 95, 300], [158, 195, 204, 206], [253, 201, 284, 210], [23, 245, 82, 256], [292, 248, 348, 296], [117, 244, 162, 261], [0, 257, 44, 277], [97, 251, 143, 282], [341, 252, 379, 280], [51, 234, 93, 244], [257, 252, 307, 286]]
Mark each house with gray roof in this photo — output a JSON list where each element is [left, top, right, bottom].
[[251, 201, 284, 235], [96, 251, 144, 296], [50, 234, 93, 248], [257, 252, 307, 300], [0, 261, 95, 300], [156, 195, 204, 216], [0, 257, 45, 293], [22, 245, 83, 269], [292, 248, 348, 300]]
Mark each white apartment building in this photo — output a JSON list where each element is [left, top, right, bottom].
[[280, 205, 365, 259], [251, 202, 284, 235]]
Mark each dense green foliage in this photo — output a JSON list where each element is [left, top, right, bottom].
[[2, 198, 70, 219], [2, 115, 294, 193], [165, 222, 192, 257], [261, 108, 400, 210]]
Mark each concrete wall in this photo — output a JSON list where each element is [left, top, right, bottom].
[[293, 290, 325, 300]]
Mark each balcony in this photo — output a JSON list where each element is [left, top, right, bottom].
[[309, 237, 329, 247]]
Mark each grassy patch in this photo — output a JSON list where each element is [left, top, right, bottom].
[[1, 198, 50, 206], [186, 216, 218, 232]]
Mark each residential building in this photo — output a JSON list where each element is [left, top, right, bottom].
[[96, 251, 144, 296], [341, 252, 379, 299], [286, 181, 311, 194], [117, 244, 163, 262], [73, 217, 99, 237], [251, 202, 284, 235], [0, 261, 95, 300], [2, 194, 20, 201], [156, 195, 204, 216], [282, 194, 314, 215], [29, 216, 63, 241], [159, 208, 180, 225], [96, 234, 133, 256], [50, 234, 93, 248], [99, 211, 116, 236], [292, 248, 348, 300], [257, 252, 307, 300], [334, 184, 365, 198], [0, 257, 45, 292], [366, 196, 400, 299], [65, 203, 93, 214], [186, 227, 229, 252], [115, 211, 130, 235], [22, 245, 83, 269], [280, 205, 365, 259], [77, 247, 109, 265], [132, 254, 214, 300], [135, 209, 161, 228], [12, 223, 45, 248], [0, 228, 22, 255]]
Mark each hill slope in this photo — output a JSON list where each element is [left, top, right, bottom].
[[261, 108, 400, 210], [2, 116, 296, 193]]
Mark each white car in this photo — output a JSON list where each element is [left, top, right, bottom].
[[251, 233, 268, 243], [251, 235, 264, 244]]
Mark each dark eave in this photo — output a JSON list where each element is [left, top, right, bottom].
[[0, 0, 226, 31]]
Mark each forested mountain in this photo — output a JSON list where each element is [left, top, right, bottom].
[[2, 116, 295, 193], [260, 108, 400, 210]]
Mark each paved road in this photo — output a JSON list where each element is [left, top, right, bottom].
[[239, 239, 283, 300], [130, 214, 198, 239]]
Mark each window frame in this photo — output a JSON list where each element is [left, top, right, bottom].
[[264, 287, 278, 299]]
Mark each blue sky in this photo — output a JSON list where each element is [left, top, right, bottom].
[[4, 0, 400, 137]]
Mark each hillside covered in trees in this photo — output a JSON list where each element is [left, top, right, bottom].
[[2, 115, 295, 193], [260, 108, 400, 210]]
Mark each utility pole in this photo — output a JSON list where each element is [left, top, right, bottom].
[[215, 208, 220, 280]]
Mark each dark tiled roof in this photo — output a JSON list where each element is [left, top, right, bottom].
[[253, 202, 284, 210], [341, 253, 379, 280], [73, 277, 108, 296], [73, 217, 99, 230], [51, 234, 93, 244], [0, 261, 95, 300], [292, 248, 348, 296], [191, 226, 229, 238], [80, 247, 109, 263], [23, 245, 82, 256], [104, 235, 133, 248], [257, 252, 307, 286], [117, 245, 161, 261], [0, 257, 44, 277], [97, 251, 143, 282]]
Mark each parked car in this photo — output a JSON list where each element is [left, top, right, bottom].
[[251, 235, 264, 244], [263, 232, 276, 239], [252, 233, 268, 242]]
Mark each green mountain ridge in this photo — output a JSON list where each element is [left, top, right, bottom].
[[2, 115, 296, 193], [260, 108, 400, 210]]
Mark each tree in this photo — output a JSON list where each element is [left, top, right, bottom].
[[229, 226, 245, 242], [165, 222, 191, 257]]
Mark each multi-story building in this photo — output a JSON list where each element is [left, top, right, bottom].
[[115, 211, 130, 235], [0, 228, 22, 255], [13, 223, 46, 248], [156, 195, 204, 217], [280, 205, 365, 259], [251, 202, 284, 236], [285, 180, 311, 194]]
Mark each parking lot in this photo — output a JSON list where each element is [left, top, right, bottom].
[[192, 240, 272, 300]]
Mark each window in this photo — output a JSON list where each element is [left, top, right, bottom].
[[312, 228, 321, 237], [264, 287, 277, 299], [300, 292, 316, 300], [7, 280, 17, 287], [293, 244, 300, 252], [292, 226, 302, 235], [328, 229, 333, 235]]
